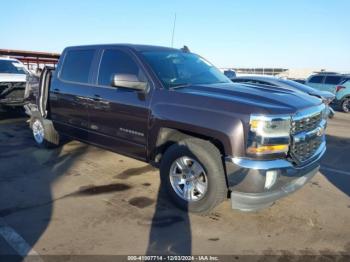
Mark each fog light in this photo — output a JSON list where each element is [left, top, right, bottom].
[[265, 170, 278, 189]]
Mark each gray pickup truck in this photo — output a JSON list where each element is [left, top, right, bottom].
[[24, 44, 327, 213]]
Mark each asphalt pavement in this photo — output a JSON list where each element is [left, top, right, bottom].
[[0, 108, 349, 261]]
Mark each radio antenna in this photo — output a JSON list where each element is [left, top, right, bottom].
[[171, 13, 177, 47]]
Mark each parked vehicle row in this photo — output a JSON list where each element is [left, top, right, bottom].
[[24, 44, 327, 213], [305, 72, 350, 113]]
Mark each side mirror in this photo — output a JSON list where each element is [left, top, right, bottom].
[[112, 74, 147, 91]]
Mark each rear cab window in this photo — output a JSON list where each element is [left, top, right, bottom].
[[60, 49, 95, 83]]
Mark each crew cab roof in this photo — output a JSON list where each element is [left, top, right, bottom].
[[63, 44, 180, 53]]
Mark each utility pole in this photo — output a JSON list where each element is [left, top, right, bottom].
[[171, 13, 177, 47]]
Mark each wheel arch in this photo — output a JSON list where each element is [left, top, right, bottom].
[[150, 127, 226, 165]]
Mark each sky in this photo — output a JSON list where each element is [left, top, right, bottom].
[[1, 0, 349, 71]]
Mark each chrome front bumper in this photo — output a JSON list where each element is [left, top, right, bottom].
[[225, 143, 326, 212]]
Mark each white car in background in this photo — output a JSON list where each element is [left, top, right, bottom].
[[0, 57, 28, 108]]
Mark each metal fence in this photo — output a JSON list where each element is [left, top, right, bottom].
[[221, 68, 288, 76]]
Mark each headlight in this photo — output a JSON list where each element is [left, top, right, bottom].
[[247, 115, 291, 155]]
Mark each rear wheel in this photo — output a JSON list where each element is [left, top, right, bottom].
[[31, 117, 60, 148], [341, 98, 350, 113], [160, 138, 227, 214]]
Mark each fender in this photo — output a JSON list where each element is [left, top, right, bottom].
[[148, 101, 246, 160]]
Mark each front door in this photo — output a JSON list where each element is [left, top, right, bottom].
[[87, 48, 152, 160]]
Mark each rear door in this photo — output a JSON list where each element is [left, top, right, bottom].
[[323, 75, 343, 93], [306, 75, 325, 91], [50, 48, 96, 138], [87, 48, 152, 160]]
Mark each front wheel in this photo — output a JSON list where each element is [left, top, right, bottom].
[[31, 117, 60, 148], [160, 138, 227, 214], [341, 98, 350, 113]]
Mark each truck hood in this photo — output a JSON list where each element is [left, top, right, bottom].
[[174, 82, 323, 115], [0, 73, 26, 83]]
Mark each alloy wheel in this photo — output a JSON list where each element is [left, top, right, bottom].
[[32, 119, 45, 144], [169, 156, 208, 202]]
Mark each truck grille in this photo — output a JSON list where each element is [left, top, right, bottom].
[[291, 136, 323, 162], [290, 106, 325, 164], [291, 111, 322, 134], [0, 82, 26, 102]]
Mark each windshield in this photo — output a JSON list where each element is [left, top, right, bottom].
[[0, 60, 27, 74], [141, 51, 230, 88]]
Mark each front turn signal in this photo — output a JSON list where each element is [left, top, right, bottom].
[[247, 144, 289, 155]]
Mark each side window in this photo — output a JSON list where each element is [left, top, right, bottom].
[[98, 49, 145, 86], [308, 76, 324, 84], [60, 49, 95, 83], [324, 76, 342, 85]]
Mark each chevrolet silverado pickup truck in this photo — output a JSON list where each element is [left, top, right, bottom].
[[24, 44, 327, 213]]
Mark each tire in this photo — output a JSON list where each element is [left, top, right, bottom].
[[341, 98, 350, 113], [30, 117, 60, 148], [160, 138, 227, 214]]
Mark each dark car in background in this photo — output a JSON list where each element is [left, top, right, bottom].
[[232, 75, 335, 118]]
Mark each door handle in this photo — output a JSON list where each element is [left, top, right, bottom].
[[52, 88, 60, 93]]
